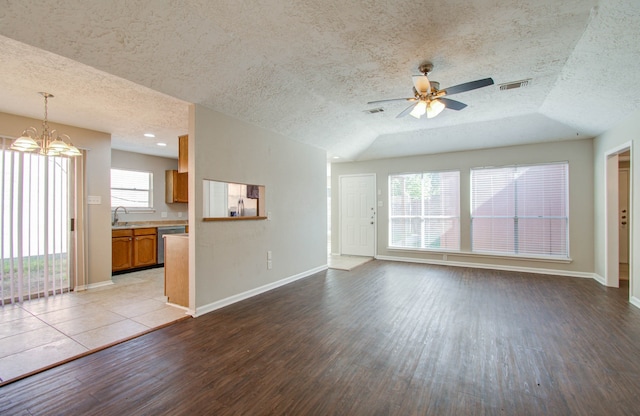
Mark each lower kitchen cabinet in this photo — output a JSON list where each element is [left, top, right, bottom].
[[133, 228, 157, 267], [164, 234, 189, 307], [112, 232, 133, 272], [112, 227, 157, 273]]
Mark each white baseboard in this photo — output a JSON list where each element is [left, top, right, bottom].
[[75, 280, 114, 291], [630, 296, 640, 309], [194, 264, 328, 317], [592, 273, 606, 285], [375, 255, 596, 280]]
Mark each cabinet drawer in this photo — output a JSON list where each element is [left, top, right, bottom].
[[112, 229, 133, 238], [133, 227, 157, 236]]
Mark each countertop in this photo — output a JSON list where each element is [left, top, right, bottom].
[[163, 233, 189, 238], [112, 221, 188, 230]]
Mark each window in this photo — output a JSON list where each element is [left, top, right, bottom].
[[389, 171, 460, 250], [471, 162, 568, 257], [110, 168, 153, 208]]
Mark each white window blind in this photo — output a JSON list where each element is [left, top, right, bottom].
[[389, 171, 460, 250], [1, 138, 71, 304], [111, 168, 152, 208], [471, 162, 568, 257]]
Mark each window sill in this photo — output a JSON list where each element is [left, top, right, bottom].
[[387, 247, 573, 264]]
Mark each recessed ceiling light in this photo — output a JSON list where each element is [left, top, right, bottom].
[[156, 142, 167, 147], [144, 133, 156, 138], [333, 156, 340, 159]]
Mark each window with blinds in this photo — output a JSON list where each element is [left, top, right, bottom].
[[470, 162, 569, 257], [389, 171, 460, 250], [110, 168, 153, 208]]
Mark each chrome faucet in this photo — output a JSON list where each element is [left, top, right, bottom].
[[112, 206, 128, 226]]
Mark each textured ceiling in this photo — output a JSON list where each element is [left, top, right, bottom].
[[0, 0, 639, 161]]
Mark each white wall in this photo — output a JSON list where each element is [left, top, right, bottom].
[[0, 112, 112, 286], [189, 104, 327, 314], [111, 149, 187, 222], [331, 139, 594, 276], [594, 109, 640, 304]]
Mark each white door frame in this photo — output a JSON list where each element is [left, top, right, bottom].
[[604, 142, 633, 298], [338, 173, 377, 257]]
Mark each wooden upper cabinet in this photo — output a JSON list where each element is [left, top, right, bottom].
[[166, 170, 188, 203], [178, 134, 188, 173]]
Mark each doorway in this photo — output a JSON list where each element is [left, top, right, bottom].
[[339, 174, 376, 257], [619, 152, 630, 294], [605, 143, 632, 298]]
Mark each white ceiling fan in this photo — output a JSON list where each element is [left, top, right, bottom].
[[368, 62, 494, 119]]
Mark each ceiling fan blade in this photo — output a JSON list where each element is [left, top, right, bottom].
[[396, 102, 418, 118], [367, 97, 415, 105], [442, 78, 494, 96], [439, 98, 467, 111], [412, 75, 431, 95]]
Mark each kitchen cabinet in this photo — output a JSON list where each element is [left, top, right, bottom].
[[165, 170, 188, 203], [112, 230, 133, 271], [112, 227, 157, 273], [133, 228, 157, 267], [178, 134, 188, 173], [164, 234, 189, 307]]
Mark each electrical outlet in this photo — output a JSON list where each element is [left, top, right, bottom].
[[178, 212, 183, 218], [267, 251, 272, 260], [161, 212, 168, 218], [267, 260, 273, 270]]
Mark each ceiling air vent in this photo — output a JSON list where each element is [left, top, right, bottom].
[[364, 107, 385, 114], [499, 78, 532, 91]]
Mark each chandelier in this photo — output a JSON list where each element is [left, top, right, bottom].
[[10, 92, 81, 157]]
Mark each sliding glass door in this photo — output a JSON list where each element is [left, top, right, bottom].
[[1, 137, 74, 305]]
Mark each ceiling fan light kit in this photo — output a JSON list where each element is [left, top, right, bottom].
[[368, 61, 494, 120]]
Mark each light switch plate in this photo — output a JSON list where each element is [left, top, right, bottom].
[[87, 196, 101, 205]]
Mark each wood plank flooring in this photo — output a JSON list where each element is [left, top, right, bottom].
[[2, 261, 640, 415]]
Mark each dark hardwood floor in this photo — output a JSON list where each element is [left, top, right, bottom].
[[2, 260, 640, 415]]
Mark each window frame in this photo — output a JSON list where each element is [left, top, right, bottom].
[[110, 168, 154, 210], [470, 161, 569, 259], [388, 169, 461, 252]]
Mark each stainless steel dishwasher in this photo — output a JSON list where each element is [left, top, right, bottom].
[[157, 226, 186, 265]]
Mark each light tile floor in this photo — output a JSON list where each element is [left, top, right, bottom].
[[0, 268, 189, 384], [328, 254, 373, 271]]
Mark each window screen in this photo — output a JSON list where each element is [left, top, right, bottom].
[[389, 171, 460, 250], [111, 168, 152, 208], [471, 162, 568, 257]]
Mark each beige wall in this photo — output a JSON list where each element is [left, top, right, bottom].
[[0, 112, 112, 286], [594, 109, 640, 303], [331, 139, 594, 275], [189, 104, 327, 313], [111, 149, 187, 222]]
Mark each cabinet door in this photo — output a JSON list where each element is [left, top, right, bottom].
[[112, 236, 133, 271], [178, 134, 188, 173], [175, 172, 188, 203], [134, 234, 157, 267]]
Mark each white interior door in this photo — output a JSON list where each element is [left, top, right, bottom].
[[340, 174, 376, 256], [619, 168, 630, 264]]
